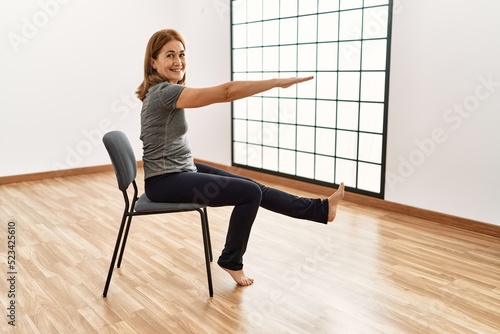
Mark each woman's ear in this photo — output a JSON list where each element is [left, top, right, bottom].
[[150, 58, 156, 70]]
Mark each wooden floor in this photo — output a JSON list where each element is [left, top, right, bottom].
[[0, 169, 499, 334]]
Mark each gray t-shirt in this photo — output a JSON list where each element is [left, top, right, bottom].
[[140, 82, 197, 180]]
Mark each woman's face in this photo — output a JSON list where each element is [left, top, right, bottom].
[[151, 40, 186, 84]]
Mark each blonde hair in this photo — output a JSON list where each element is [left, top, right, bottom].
[[136, 29, 187, 101]]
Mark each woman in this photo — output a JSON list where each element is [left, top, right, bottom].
[[137, 29, 344, 286]]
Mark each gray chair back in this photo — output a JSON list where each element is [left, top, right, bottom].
[[103, 131, 138, 191]]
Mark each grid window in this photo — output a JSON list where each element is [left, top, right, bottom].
[[232, 0, 392, 197]]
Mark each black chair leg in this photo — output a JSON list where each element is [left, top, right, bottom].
[[203, 207, 213, 262], [103, 212, 128, 297], [199, 209, 213, 297], [117, 216, 133, 268]]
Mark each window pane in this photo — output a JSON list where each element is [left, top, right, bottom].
[[247, 0, 262, 22], [360, 71, 386, 102], [362, 39, 387, 70], [280, 18, 297, 44], [263, 146, 278, 171], [363, 6, 389, 39], [247, 144, 262, 168], [279, 98, 296, 124], [232, 24, 247, 48], [297, 152, 315, 178], [280, 0, 298, 17], [338, 72, 360, 101], [247, 22, 262, 47], [232, 1, 247, 24], [263, 20, 280, 46], [316, 128, 336, 156], [297, 44, 317, 71], [279, 45, 297, 72], [298, 16, 318, 43], [263, 98, 279, 122], [359, 133, 382, 163], [338, 41, 361, 70], [358, 162, 381, 193], [247, 47, 262, 72], [247, 97, 262, 120], [315, 155, 335, 183], [262, 121, 279, 146], [319, 0, 340, 13], [297, 99, 316, 126], [233, 119, 247, 142], [233, 142, 247, 164], [340, 0, 363, 10], [317, 72, 338, 100], [247, 121, 262, 145], [318, 12, 339, 42], [297, 126, 315, 152], [263, 0, 280, 20], [232, 49, 247, 72], [339, 9, 362, 40], [336, 130, 357, 159], [233, 98, 247, 119], [359, 102, 384, 133], [337, 101, 359, 130], [279, 149, 296, 175], [317, 42, 338, 70], [336, 158, 357, 187], [263, 46, 279, 72], [364, 0, 389, 6], [279, 124, 296, 150], [299, 1, 317, 15], [316, 100, 337, 128]]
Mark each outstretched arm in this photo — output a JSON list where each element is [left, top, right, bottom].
[[175, 76, 313, 109]]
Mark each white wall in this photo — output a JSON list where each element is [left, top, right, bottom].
[[1, 0, 499, 226], [386, 0, 500, 225], [0, 0, 181, 175]]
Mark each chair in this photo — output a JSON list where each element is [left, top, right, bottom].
[[102, 130, 213, 297]]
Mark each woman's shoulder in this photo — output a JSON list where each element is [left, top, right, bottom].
[[146, 82, 186, 109], [150, 82, 185, 95], [150, 81, 170, 91]]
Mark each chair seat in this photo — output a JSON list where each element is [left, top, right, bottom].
[[135, 194, 206, 213]]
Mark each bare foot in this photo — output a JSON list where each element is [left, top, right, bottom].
[[327, 182, 345, 222], [220, 266, 254, 286]]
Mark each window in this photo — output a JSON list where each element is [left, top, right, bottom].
[[231, 0, 392, 198]]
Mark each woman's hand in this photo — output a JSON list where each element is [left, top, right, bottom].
[[277, 76, 314, 88]]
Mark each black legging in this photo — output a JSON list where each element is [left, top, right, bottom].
[[145, 163, 329, 270]]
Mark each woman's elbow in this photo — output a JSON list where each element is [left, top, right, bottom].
[[222, 85, 236, 102]]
